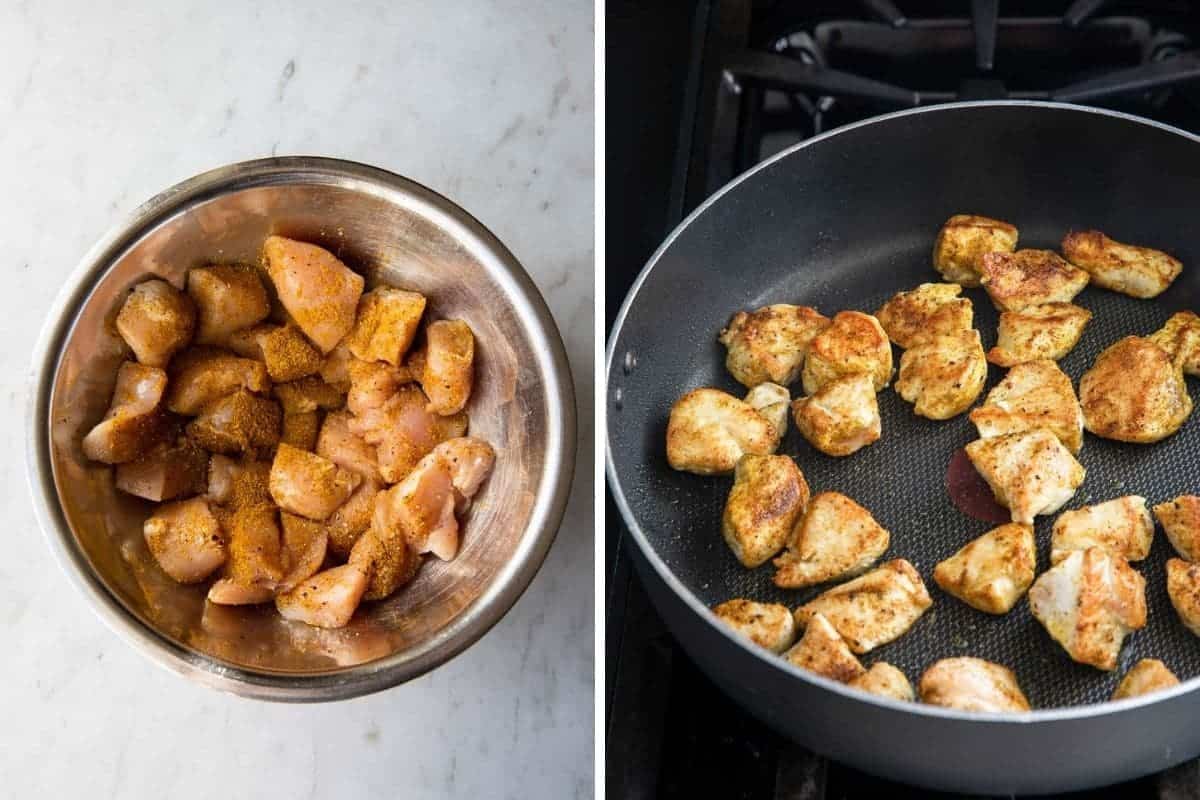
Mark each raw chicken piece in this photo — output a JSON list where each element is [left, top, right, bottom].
[[932, 214, 1018, 287], [1149, 311, 1200, 377], [256, 325, 324, 382], [143, 497, 226, 584], [165, 348, 270, 415], [1154, 495, 1200, 561], [220, 323, 276, 359], [665, 388, 779, 475], [895, 329, 987, 420], [326, 479, 381, 558], [434, 437, 496, 502], [269, 444, 360, 521], [933, 523, 1035, 614], [1050, 496, 1153, 564], [1167, 558, 1200, 637], [793, 559, 931, 654], [1080, 336, 1192, 443], [849, 663, 914, 701], [721, 454, 810, 568], [979, 249, 1090, 312], [964, 429, 1085, 525], [221, 504, 285, 589], [115, 279, 196, 367], [1028, 547, 1146, 671], [275, 564, 370, 628], [783, 612, 866, 683], [875, 283, 973, 349], [1061, 230, 1182, 299], [718, 304, 830, 387], [318, 339, 355, 388], [186, 263, 270, 344], [186, 389, 281, 455], [82, 361, 168, 464], [987, 303, 1092, 367], [802, 311, 893, 394], [277, 513, 329, 593], [711, 599, 796, 653], [774, 491, 890, 589], [918, 658, 1030, 712], [316, 410, 383, 484], [206, 455, 272, 509], [968, 359, 1084, 454], [207, 579, 274, 606], [791, 373, 881, 457], [1112, 659, 1179, 700], [263, 236, 365, 353], [414, 319, 475, 416], [350, 383, 468, 484], [344, 287, 427, 365], [280, 411, 320, 450], [349, 506, 422, 601], [115, 430, 208, 501], [273, 375, 346, 415], [743, 383, 789, 443], [346, 358, 413, 416]]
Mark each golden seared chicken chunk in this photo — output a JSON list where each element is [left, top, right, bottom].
[[1062, 230, 1182, 299], [987, 302, 1092, 367], [316, 410, 383, 484], [82, 361, 168, 464], [895, 329, 987, 420], [965, 429, 1085, 525], [349, 506, 422, 601], [1029, 547, 1146, 671], [1080, 336, 1192, 443], [932, 214, 1018, 287], [968, 359, 1083, 454], [143, 497, 226, 584], [415, 319, 475, 416], [277, 513, 329, 593], [979, 249, 1090, 312], [875, 283, 973, 349], [275, 563, 370, 629], [115, 431, 208, 502], [1050, 496, 1153, 565], [791, 373, 881, 457], [918, 657, 1030, 712], [165, 348, 270, 416], [280, 411, 319, 450], [742, 382, 789, 440], [206, 455, 272, 510], [186, 263, 270, 345], [802, 311, 893, 394], [1113, 659, 1179, 700], [115, 279, 196, 367], [1167, 558, 1200, 637], [1149, 311, 1200, 376], [1155, 496, 1200, 561], [665, 388, 779, 475], [273, 375, 345, 415], [933, 522, 1035, 614], [721, 454, 810, 568], [263, 235, 365, 353], [186, 390, 281, 456], [255, 325, 324, 382], [718, 304, 830, 387], [269, 444, 361, 521], [793, 559, 932, 654], [350, 383, 468, 484], [784, 612, 866, 683], [711, 599, 796, 653], [345, 287, 427, 366], [774, 491, 889, 589], [849, 663, 914, 701]]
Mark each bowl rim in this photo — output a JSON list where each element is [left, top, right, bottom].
[[26, 155, 577, 702]]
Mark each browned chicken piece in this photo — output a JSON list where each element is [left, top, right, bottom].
[[344, 287, 427, 365], [1149, 311, 1200, 377], [721, 454, 810, 568], [933, 523, 1035, 614], [220, 504, 285, 590], [277, 513, 330, 593], [918, 657, 1030, 712], [987, 303, 1093, 367], [186, 390, 281, 455], [711, 599, 796, 653], [326, 479, 382, 558], [1080, 336, 1192, 444], [802, 311, 893, 394], [186, 263, 271, 345], [968, 359, 1083, 454], [275, 563, 370, 628], [665, 388, 779, 475], [318, 339, 355, 388], [849, 663, 914, 701], [718, 304, 831, 387], [346, 358, 413, 416], [1154, 496, 1200, 561], [783, 612, 866, 683], [115, 431, 208, 502], [316, 409, 383, 484], [349, 504, 423, 601], [206, 455, 272, 509], [965, 430, 1086, 525], [165, 348, 270, 416], [793, 559, 932, 654], [349, 383, 468, 484], [979, 249, 1090, 312], [1112, 659, 1180, 700], [269, 443, 361, 521], [1050, 496, 1153, 565], [1029, 547, 1146, 671], [416, 319, 475, 416], [143, 497, 226, 584], [280, 411, 320, 450], [932, 214, 1019, 287], [1061, 230, 1182, 299], [791, 373, 881, 457], [256, 325, 325, 382], [115, 279, 196, 367], [273, 375, 346, 415], [1167, 558, 1200, 637], [743, 383, 789, 443], [774, 491, 890, 589], [82, 361, 168, 464], [895, 329, 988, 420], [263, 235, 365, 353], [875, 283, 973, 349]]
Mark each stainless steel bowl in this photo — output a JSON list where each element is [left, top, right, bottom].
[[26, 157, 576, 701]]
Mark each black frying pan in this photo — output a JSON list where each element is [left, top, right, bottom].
[[606, 102, 1200, 794]]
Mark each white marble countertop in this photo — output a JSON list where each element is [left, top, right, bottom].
[[0, 2, 593, 797]]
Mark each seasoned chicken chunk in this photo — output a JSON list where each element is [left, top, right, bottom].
[[186, 390, 281, 455], [784, 612, 866, 683], [143, 497, 226, 584], [115, 279, 196, 367], [932, 214, 1019, 287], [275, 563, 370, 629], [793, 559, 931, 654], [349, 504, 422, 601], [273, 375, 345, 415], [277, 513, 329, 593], [165, 348, 270, 416], [987, 302, 1092, 367], [1167, 558, 1200, 637], [979, 249, 1089, 312], [115, 431, 208, 502], [206, 455, 272, 509], [280, 411, 320, 450], [1154, 496, 1200, 561], [415, 319, 475, 416], [316, 409, 383, 484], [1050, 496, 1153, 565], [326, 479, 381, 559], [263, 235, 365, 353], [1080, 336, 1192, 443], [711, 599, 796, 653], [665, 388, 779, 475], [742, 382, 789, 439], [255, 325, 324, 382], [1149, 311, 1200, 377], [918, 657, 1030, 712], [319, 339, 356, 388], [933, 522, 1035, 614], [965, 429, 1085, 525], [774, 491, 890, 589], [345, 287, 427, 366], [269, 444, 361, 521], [82, 361, 168, 464], [206, 579, 274, 606], [350, 383, 468, 484], [1029, 547, 1146, 671], [186, 263, 271, 345], [221, 504, 285, 590], [791, 373, 881, 457], [968, 359, 1084, 454], [1062, 230, 1182, 299], [718, 304, 830, 387], [721, 454, 810, 568], [895, 329, 987, 420], [1113, 659, 1179, 700], [802, 311, 893, 394], [875, 283, 973, 349], [849, 663, 914, 701], [346, 358, 413, 415]]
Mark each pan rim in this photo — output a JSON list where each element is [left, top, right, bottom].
[[605, 100, 1200, 724]]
